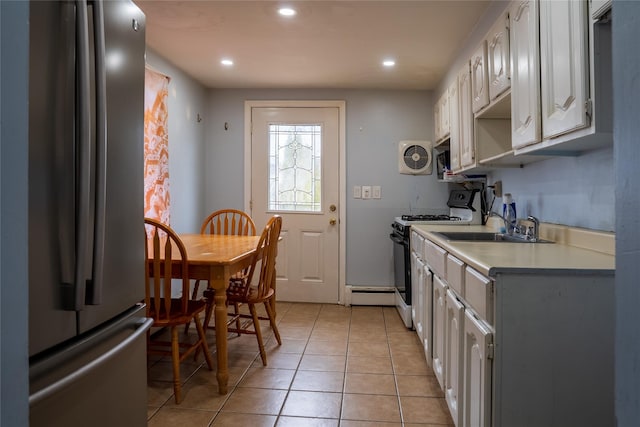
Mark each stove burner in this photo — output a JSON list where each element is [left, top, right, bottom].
[[400, 214, 462, 222]]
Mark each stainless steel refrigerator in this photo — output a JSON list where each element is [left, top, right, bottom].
[[28, 1, 151, 426]]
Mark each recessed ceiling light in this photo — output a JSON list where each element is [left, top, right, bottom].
[[278, 7, 296, 17], [383, 60, 396, 67], [221, 59, 233, 66]]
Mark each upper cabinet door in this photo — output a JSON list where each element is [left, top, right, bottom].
[[434, 100, 441, 141], [448, 80, 461, 172], [487, 11, 511, 101], [440, 91, 450, 140], [458, 62, 475, 168], [539, 0, 589, 139], [510, 0, 541, 149], [471, 41, 490, 113]]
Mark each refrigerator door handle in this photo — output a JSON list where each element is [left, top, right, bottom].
[[87, 0, 107, 305], [29, 316, 153, 406], [73, 0, 93, 311]]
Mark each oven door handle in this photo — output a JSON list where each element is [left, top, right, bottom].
[[389, 234, 406, 245]]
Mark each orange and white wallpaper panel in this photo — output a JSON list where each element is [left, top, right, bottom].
[[144, 68, 171, 225]]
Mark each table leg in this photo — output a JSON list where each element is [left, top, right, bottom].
[[210, 267, 230, 395], [214, 291, 229, 394]]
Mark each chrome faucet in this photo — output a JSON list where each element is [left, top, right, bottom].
[[526, 215, 540, 242]]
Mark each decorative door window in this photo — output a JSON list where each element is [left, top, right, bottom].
[[268, 123, 322, 212]]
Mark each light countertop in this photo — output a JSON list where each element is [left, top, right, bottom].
[[411, 223, 615, 278]]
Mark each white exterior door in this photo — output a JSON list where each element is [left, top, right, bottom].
[[432, 274, 448, 389], [539, 0, 589, 139], [250, 104, 341, 303], [510, 0, 541, 149], [463, 310, 493, 427], [445, 289, 465, 427]]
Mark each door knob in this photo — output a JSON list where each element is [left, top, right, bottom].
[[329, 218, 337, 225], [329, 204, 337, 212]]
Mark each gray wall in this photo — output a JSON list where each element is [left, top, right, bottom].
[[144, 50, 208, 233], [0, 1, 29, 425], [613, 1, 640, 425], [206, 89, 449, 287]]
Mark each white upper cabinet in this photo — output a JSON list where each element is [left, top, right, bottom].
[[449, 80, 461, 172], [486, 11, 511, 101], [510, 0, 541, 149], [435, 91, 451, 144], [471, 41, 490, 113], [434, 101, 441, 142], [440, 91, 451, 140], [539, 0, 589, 140], [458, 62, 475, 168]]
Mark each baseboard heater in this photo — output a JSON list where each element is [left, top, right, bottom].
[[345, 285, 396, 306]]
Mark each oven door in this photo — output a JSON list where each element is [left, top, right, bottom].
[[390, 233, 410, 304], [390, 231, 412, 328]]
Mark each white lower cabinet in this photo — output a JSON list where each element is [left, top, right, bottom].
[[411, 256, 425, 342], [432, 274, 447, 389], [413, 228, 613, 427], [423, 267, 434, 366], [463, 310, 493, 427], [445, 290, 465, 427], [411, 231, 432, 367]]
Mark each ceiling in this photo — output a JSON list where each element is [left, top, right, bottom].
[[134, 1, 492, 90]]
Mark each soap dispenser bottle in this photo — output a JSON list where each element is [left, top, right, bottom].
[[502, 193, 517, 234]]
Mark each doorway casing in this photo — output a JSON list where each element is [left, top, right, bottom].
[[244, 100, 347, 304]]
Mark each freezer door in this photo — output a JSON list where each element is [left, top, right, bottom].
[[28, 0, 147, 356], [29, 305, 152, 427], [77, 0, 147, 334], [28, 0, 79, 355]]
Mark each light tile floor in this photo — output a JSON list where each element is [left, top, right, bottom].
[[147, 303, 454, 427]]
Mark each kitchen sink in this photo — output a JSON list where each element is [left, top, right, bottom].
[[433, 231, 554, 243]]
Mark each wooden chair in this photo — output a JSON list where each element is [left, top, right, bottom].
[[185, 209, 257, 334], [203, 215, 283, 365], [190, 209, 257, 301], [144, 218, 214, 404], [200, 208, 257, 236]]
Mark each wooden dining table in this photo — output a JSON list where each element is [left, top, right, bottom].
[[150, 233, 261, 395]]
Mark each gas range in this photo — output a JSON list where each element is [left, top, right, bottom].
[[391, 188, 482, 329], [394, 213, 468, 227], [392, 189, 483, 236]]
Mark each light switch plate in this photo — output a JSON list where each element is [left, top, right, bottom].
[[372, 186, 381, 199], [362, 186, 371, 199], [353, 186, 362, 199]]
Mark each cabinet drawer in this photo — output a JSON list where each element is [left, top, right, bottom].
[[425, 240, 447, 279], [464, 266, 493, 324], [446, 254, 465, 297]]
